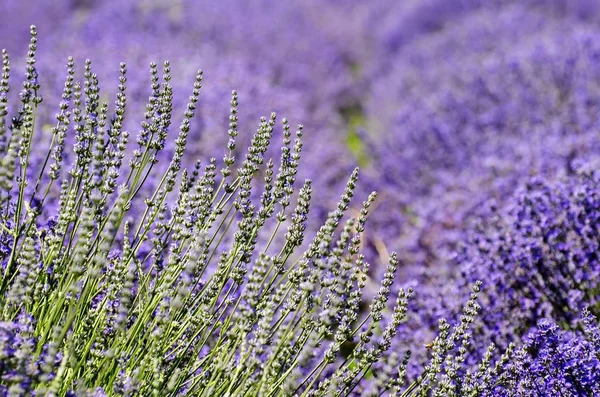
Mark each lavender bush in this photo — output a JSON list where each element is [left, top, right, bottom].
[[0, 27, 518, 396]]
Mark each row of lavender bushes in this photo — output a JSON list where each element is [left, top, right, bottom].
[[1, 0, 600, 395]]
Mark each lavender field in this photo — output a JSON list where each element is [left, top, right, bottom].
[[0, 0, 599, 395]]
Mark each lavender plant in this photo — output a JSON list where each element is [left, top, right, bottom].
[[493, 315, 600, 396], [0, 27, 512, 397], [459, 169, 600, 342]]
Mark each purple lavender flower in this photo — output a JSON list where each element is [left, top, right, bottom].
[[457, 169, 600, 352], [494, 318, 600, 396]]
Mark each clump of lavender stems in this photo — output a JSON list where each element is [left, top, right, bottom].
[[0, 27, 514, 397]]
